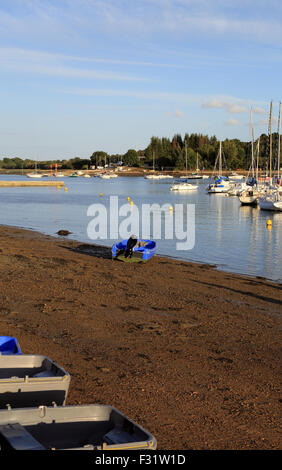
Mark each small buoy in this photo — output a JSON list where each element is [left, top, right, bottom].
[[266, 219, 272, 225], [130, 200, 134, 205], [100, 193, 103, 197], [169, 205, 173, 211], [127, 197, 131, 201], [57, 186, 61, 190], [64, 187, 68, 191]]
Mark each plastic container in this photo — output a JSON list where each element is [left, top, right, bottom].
[[0, 404, 157, 450], [0, 355, 70, 409], [0, 337, 22, 355]]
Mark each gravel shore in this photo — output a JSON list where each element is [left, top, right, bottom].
[[0, 225, 281, 450]]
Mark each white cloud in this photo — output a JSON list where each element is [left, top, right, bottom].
[[174, 109, 185, 117], [1, 0, 282, 47], [202, 100, 248, 114], [0, 47, 150, 82], [202, 99, 224, 109], [253, 106, 268, 115], [225, 118, 240, 126]]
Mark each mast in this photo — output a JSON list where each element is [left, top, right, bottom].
[[256, 137, 260, 181], [196, 152, 199, 172], [277, 102, 281, 181], [251, 108, 255, 178], [269, 101, 273, 181], [219, 141, 222, 175], [185, 140, 188, 177]]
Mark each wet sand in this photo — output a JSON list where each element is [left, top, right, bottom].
[[0, 225, 281, 450]]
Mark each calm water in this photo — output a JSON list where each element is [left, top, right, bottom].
[[0, 174, 281, 283]]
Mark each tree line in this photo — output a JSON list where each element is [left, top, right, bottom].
[[0, 132, 279, 171]]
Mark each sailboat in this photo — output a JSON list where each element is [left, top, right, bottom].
[[144, 150, 172, 180], [259, 101, 282, 211], [239, 109, 262, 206], [145, 150, 158, 179], [183, 152, 203, 180], [207, 142, 231, 193], [26, 159, 42, 178], [170, 142, 198, 191]]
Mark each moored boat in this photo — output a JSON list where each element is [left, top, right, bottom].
[[228, 181, 248, 196], [207, 176, 231, 193], [170, 182, 198, 191], [229, 172, 245, 181], [259, 190, 282, 211], [239, 188, 260, 206], [26, 173, 42, 178]]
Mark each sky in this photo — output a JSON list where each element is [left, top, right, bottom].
[[0, 0, 282, 160]]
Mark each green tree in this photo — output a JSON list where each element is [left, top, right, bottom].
[[90, 151, 109, 167], [123, 149, 140, 167]]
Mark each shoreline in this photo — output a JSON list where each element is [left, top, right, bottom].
[[1, 222, 281, 286], [0, 225, 281, 450]]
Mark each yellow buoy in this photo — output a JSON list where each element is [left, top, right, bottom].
[[100, 193, 103, 197], [57, 186, 61, 190], [127, 197, 131, 201], [65, 187, 68, 192], [266, 219, 272, 224], [169, 205, 173, 211], [130, 200, 134, 205]]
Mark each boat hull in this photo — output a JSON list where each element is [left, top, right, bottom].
[[259, 198, 282, 211], [170, 183, 198, 191], [0, 336, 22, 355], [112, 239, 156, 263]]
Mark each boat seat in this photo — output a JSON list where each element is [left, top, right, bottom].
[[0, 423, 45, 450]]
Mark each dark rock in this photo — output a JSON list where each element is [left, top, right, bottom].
[[57, 230, 72, 236]]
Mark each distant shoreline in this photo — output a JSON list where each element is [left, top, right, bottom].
[[0, 168, 251, 178]]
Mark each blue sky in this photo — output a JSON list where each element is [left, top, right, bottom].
[[0, 0, 281, 160]]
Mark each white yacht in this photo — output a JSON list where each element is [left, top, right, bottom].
[[170, 182, 198, 191], [206, 142, 231, 193], [259, 190, 282, 211]]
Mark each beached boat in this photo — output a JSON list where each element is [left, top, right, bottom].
[[112, 236, 156, 263], [0, 404, 157, 450], [0, 336, 22, 355]]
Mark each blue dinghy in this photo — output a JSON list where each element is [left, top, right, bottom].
[[0, 336, 22, 355], [112, 236, 156, 263]]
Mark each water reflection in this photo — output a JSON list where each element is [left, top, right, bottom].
[[0, 174, 281, 282]]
